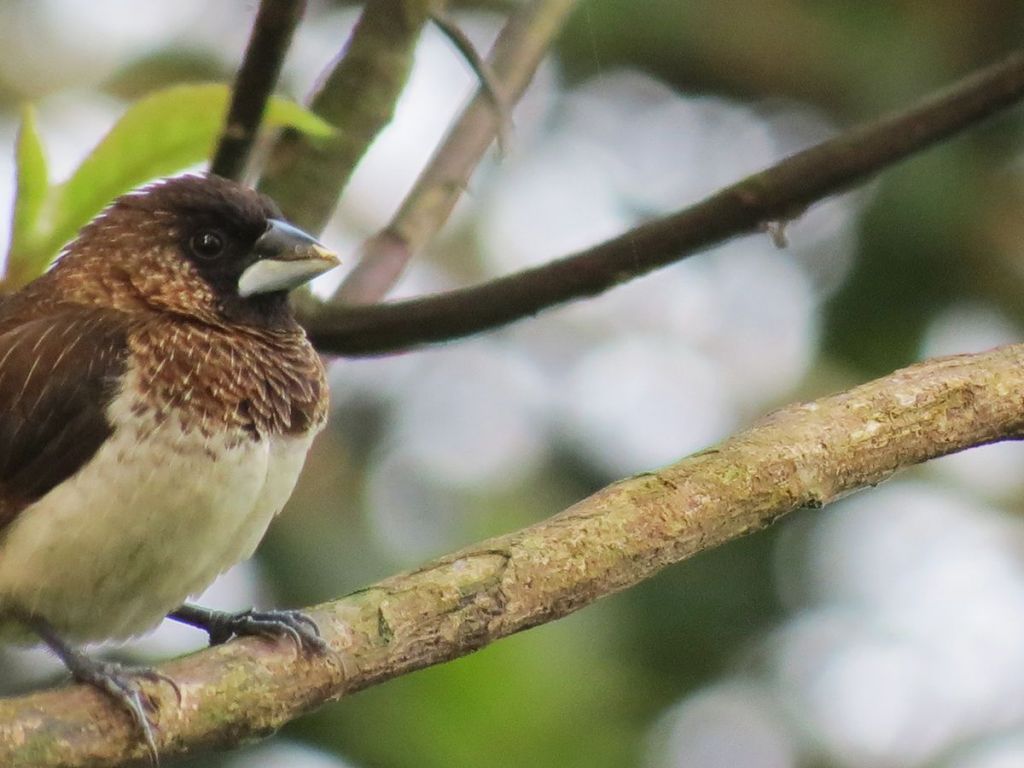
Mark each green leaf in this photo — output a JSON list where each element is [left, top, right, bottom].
[[264, 94, 335, 140], [7, 104, 50, 281], [5, 83, 335, 285], [49, 83, 334, 261]]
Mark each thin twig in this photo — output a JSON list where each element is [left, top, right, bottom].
[[333, 0, 577, 304], [4, 343, 1024, 766], [210, 0, 306, 181], [258, 0, 438, 233], [430, 9, 512, 152], [300, 49, 1024, 355]]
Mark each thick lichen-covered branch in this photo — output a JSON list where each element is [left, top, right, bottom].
[[299, 49, 1024, 355], [3, 344, 1024, 767]]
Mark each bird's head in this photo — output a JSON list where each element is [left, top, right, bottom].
[[51, 174, 340, 328]]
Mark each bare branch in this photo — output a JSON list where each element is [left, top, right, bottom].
[[258, 0, 438, 233], [335, 0, 578, 304], [3, 343, 1024, 766], [300, 49, 1024, 355], [430, 9, 511, 148], [210, 0, 307, 181]]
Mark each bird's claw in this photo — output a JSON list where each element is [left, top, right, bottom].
[[134, 665, 183, 705], [72, 658, 177, 765], [204, 607, 326, 653]]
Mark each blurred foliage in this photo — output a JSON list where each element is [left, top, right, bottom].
[[105, 50, 228, 99], [556, 0, 1024, 380], [292, 607, 641, 768]]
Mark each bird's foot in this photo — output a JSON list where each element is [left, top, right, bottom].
[[169, 603, 326, 653], [67, 656, 179, 764], [26, 616, 178, 765]]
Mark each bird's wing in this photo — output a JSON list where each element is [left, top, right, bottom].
[[0, 310, 129, 532]]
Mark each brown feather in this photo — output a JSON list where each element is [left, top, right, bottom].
[[128, 318, 327, 440], [0, 310, 128, 530], [0, 174, 329, 534]]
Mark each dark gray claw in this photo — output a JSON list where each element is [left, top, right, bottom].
[[72, 658, 162, 764], [26, 615, 174, 766], [169, 603, 326, 653]]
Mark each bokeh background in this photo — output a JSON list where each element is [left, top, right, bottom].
[[2, 2, 1024, 766]]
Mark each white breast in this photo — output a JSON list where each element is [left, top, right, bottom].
[[0, 368, 318, 642]]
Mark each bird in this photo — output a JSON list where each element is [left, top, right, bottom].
[[0, 173, 340, 759]]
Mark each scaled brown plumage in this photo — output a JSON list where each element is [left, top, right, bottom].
[[0, 173, 339, 759], [0, 175, 331, 524]]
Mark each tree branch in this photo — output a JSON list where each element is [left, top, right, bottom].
[[210, 0, 307, 181], [335, 0, 578, 304], [257, 0, 438, 233], [3, 343, 1024, 766], [429, 9, 510, 143], [299, 49, 1024, 356]]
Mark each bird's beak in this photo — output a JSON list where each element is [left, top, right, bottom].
[[237, 219, 341, 297]]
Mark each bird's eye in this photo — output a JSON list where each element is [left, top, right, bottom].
[[190, 230, 225, 259]]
